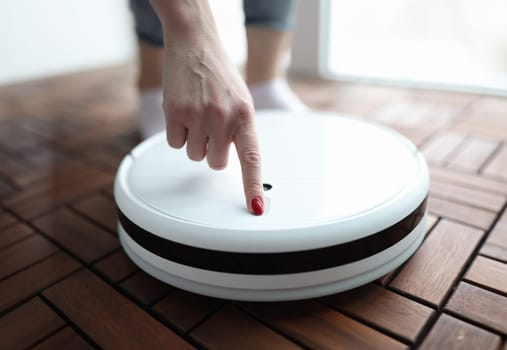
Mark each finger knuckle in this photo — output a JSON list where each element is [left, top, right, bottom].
[[162, 99, 179, 115], [245, 182, 263, 196], [162, 99, 171, 112], [165, 102, 203, 124], [206, 102, 227, 117], [236, 100, 254, 123], [242, 148, 261, 168]]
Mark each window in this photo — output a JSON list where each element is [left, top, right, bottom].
[[292, 0, 507, 95]]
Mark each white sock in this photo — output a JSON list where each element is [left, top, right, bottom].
[[137, 80, 308, 138], [138, 88, 165, 139], [249, 78, 309, 112]]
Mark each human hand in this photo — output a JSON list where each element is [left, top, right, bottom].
[[161, 36, 264, 215]]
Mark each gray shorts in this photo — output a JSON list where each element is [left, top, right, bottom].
[[130, 0, 297, 46]]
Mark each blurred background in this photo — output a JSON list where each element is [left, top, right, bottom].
[[1, 0, 506, 95]]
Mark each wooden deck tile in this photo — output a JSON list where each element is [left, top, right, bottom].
[[153, 290, 224, 333], [12, 158, 85, 188], [322, 283, 434, 342], [480, 215, 507, 263], [0, 297, 65, 349], [424, 213, 439, 236], [394, 126, 433, 146], [191, 305, 301, 350], [0, 209, 16, 229], [390, 220, 483, 306], [0, 234, 58, 280], [460, 96, 507, 134], [244, 301, 406, 350], [33, 208, 119, 263], [378, 208, 435, 286], [429, 180, 505, 212], [43, 269, 194, 349], [483, 144, 507, 181], [102, 185, 115, 198], [0, 252, 80, 312], [446, 137, 498, 173], [120, 270, 173, 305], [71, 194, 117, 232], [430, 166, 507, 195], [82, 146, 126, 171], [5, 171, 113, 219], [446, 282, 507, 335], [93, 250, 138, 283], [31, 326, 93, 350], [421, 132, 466, 166], [0, 223, 35, 250], [465, 255, 507, 294], [1, 65, 507, 349], [428, 196, 496, 230], [0, 178, 16, 198], [453, 119, 507, 141], [4, 166, 108, 208], [0, 152, 32, 182], [419, 314, 501, 350]]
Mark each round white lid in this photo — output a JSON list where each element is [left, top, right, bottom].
[[115, 111, 429, 253]]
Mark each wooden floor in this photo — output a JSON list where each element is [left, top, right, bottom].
[[0, 65, 506, 349]]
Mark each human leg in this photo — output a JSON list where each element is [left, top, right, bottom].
[[243, 0, 307, 111], [130, 0, 165, 138]]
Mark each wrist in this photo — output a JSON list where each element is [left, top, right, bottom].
[[150, 0, 219, 44]]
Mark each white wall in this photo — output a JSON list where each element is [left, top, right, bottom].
[[0, 0, 245, 85], [0, 0, 136, 84]]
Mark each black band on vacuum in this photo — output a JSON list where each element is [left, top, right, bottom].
[[118, 198, 426, 275]]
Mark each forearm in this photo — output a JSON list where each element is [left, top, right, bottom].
[[149, 0, 219, 43]]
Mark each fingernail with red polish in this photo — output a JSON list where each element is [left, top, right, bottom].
[[251, 196, 264, 216]]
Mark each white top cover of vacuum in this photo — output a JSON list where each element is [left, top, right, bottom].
[[115, 111, 428, 253]]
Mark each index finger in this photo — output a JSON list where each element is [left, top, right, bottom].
[[233, 121, 264, 215]]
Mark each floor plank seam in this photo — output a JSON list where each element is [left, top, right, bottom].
[[385, 285, 439, 310], [24, 220, 95, 267], [318, 298, 414, 346], [478, 252, 507, 265], [442, 309, 507, 338], [461, 279, 507, 299], [0, 250, 60, 284], [38, 292, 101, 349], [0, 175, 21, 194], [85, 265, 205, 350], [25, 323, 68, 350], [375, 216, 442, 289], [186, 305, 229, 337], [429, 201, 507, 309], [429, 192, 501, 213], [66, 204, 117, 236], [425, 214, 490, 232], [408, 201, 507, 347], [417, 126, 454, 151], [412, 306, 440, 348], [0, 266, 85, 319], [478, 141, 505, 175], [440, 134, 471, 169], [0, 230, 36, 253], [234, 303, 316, 350]]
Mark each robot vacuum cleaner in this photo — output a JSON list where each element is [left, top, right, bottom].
[[115, 111, 429, 301]]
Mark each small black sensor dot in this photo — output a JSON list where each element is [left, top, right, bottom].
[[263, 183, 272, 191]]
